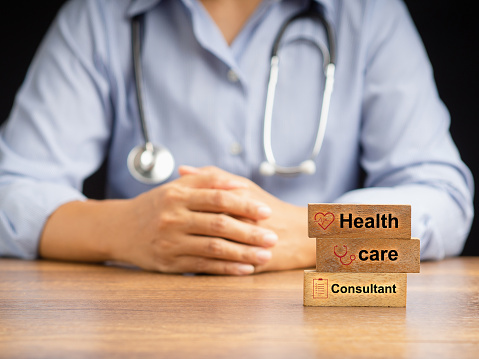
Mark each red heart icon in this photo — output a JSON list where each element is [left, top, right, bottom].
[[314, 212, 335, 230]]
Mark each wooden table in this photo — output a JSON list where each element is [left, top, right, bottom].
[[1, 258, 478, 358]]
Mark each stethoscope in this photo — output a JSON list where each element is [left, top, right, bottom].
[[334, 245, 356, 266], [127, 2, 336, 184]]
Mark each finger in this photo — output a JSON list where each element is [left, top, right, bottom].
[[178, 166, 249, 190], [185, 187, 271, 220], [184, 235, 273, 265], [178, 165, 201, 175], [173, 255, 256, 276], [180, 165, 228, 177], [187, 212, 278, 247]]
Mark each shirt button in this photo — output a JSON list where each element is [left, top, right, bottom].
[[229, 142, 243, 155], [227, 69, 239, 82]]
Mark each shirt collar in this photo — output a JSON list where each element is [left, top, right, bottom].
[[125, 0, 334, 18]]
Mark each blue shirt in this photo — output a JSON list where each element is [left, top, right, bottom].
[[0, 0, 474, 260]]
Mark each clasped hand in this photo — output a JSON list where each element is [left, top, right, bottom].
[[110, 166, 313, 275]]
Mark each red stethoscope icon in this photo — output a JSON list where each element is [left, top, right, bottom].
[[334, 245, 356, 265]]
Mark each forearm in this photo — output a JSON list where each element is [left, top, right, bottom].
[[334, 183, 473, 259], [0, 178, 87, 259], [39, 174, 279, 274], [39, 199, 130, 263]]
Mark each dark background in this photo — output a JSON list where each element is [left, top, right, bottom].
[[1, 1, 477, 255]]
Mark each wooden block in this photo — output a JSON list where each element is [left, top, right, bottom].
[[308, 203, 411, 239], [303, 270, 407, 307], [316, 238, 420, 273]]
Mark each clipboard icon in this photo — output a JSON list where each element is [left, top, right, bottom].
[[313, 278, 328, 299]]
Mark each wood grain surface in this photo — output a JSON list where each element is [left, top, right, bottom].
[[1, 258, 479, 358], [316, 238, 420, 273], [308, 204, 411, 239], [304, 271, 407, 307]]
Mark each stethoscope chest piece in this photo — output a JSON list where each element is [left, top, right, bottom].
[[127, 143, 175, 184]]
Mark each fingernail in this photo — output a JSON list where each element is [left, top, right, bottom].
[[262, 232, 278, 246], [256, 250, 272, 263], [237, 264, 255, 275], [257, 206, 272, 218]]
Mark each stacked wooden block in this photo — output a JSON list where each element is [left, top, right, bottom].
[[304, 204, 420, 307]]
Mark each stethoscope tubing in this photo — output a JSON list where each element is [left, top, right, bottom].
[[262, 4, 336, 175], [128, 15, 175, 184], [131, 16, 152, 150], [128, 3, 336, 182]]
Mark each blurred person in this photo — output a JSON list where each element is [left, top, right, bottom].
[[0, 0, 473, 274]]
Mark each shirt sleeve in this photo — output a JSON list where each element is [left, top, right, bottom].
[[0, 0, 112, 259], [334, 0, 474, 260]]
